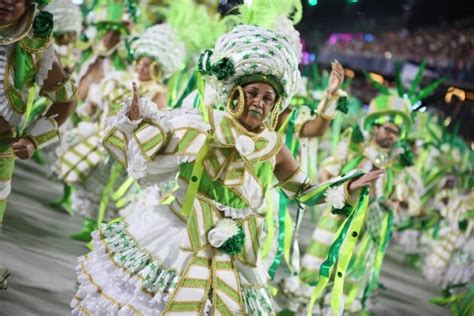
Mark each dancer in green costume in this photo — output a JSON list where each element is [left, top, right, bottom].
[[0, 0, 77, 289], [279, 70, 443, 314], [71, 6, 384, 311]]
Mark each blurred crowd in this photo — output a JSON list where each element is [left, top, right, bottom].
[[320, 19, 474, 82]]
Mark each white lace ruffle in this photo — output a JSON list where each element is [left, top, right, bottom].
[[36, 44, 55, 87], [0, 45, 22, 127], [73, 203, 271, 315], [72, 238, 168, 315]]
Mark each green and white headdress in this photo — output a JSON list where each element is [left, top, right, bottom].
[[44, 0, 82, 36], [199, 22, 302, 127], [364, 61, 443, 139], [131, 24, 185, 79]]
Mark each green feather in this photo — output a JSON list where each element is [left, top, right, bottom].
[[351, 124, 364, 144], [408, 59, 427, 97], [394, 62, 405, 97], [159, 0, 231, 55], [411, 78, 443, 103], [237, 0, 302, 28]]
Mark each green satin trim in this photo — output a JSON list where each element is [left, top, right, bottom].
[[307, 188, 369, 315], [331, 112, 342, 156], [344, 234, 371, 308], [283, 208, 294, 268], [197, 73, 208, 122], [330, 188, 369, 314], [361, 211, 394, 308], [384, 168, 394, 197], [180, 140, 209, 219], [268, 111, 298, 278], [341, 155, 365, 174], [111, 177, 135, 208], [299, 170, 364, 207], [14, 44, 26, 90], [268, 191, 289, 279], [97, 162, 123, 226], [17, 86, 37, 136], [112, 50, 126, 70], [261, 195, 274, 260]]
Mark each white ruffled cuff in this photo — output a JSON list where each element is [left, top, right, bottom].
[[36, 45, 55, 87], [325, 182, 355, 209], [325, 185, 346, 209]]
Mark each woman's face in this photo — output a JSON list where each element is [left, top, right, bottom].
[[0, 0, 27, 26], [136, 56, 154, 81], [135, 56, 161, 81], [238, 82, 277, 132]]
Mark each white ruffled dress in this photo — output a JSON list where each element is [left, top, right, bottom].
[[72, 100, 286, 315]]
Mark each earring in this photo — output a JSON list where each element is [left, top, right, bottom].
[[226, 85, 245, 118], [149, 61, 162, 83], [268, 96, 283, 130]]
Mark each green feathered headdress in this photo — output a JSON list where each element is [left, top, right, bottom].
[[155, 0, 233, 56], [237, 0, 302, 28]]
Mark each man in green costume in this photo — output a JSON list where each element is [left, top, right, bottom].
[[279, 94, 416, 314]]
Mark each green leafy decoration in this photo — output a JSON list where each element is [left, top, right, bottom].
[[411, 78, 443, 103], [394, 62, 405, 97], [408, 59, 426, 97]]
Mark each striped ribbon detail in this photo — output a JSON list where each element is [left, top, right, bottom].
[[163, 249, 244, 315], [132, 120, 167, 161], [26, 116, 60, 149], [103, 127, 127, 166]]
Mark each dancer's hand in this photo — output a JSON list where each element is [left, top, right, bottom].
[[11, 138, 35, 160], [328, 60, 344, 96], [128, 82, 141, 121], [348, 169, 384, 193]]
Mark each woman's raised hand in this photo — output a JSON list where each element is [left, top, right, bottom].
[[328, 60, 344, 96]]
